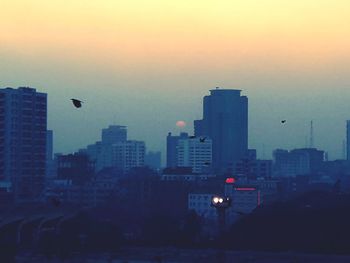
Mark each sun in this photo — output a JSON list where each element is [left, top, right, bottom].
[[176, 120, 186, 128]]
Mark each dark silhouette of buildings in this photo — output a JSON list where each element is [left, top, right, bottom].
[[145, 151, 161, 170], [80, 125, 145, 173], [273, 148, 324, 177], [195, 88, 248, 174], [0, 87, 47, 202], [56, 153, 95, 185]]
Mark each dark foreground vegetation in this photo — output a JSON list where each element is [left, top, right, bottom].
[[1, 191, 350, 262]]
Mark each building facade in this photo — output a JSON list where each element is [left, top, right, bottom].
[[111, 140, 145, 172], [0, 87, 47, 202], [177, 136, 212, 174], [195, 88, 248, 174], [166, 132, 188, 168], [273, 148, 324, 177]]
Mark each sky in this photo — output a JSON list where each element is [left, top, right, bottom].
[[1, 0, 350, 161]]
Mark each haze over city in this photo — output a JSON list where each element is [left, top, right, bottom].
[[1, 0, 350, 159]]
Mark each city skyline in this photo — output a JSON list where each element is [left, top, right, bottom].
[[1, 0, 350, 160]]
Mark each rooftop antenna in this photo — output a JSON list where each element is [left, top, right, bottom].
[[309, 120, 314, 148]]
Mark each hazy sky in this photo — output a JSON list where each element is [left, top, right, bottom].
[[1, 0, 350, 161]]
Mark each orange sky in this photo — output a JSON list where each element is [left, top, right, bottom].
[[2, 0, 350, 71]]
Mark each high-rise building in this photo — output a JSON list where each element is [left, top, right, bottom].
[[83, 125, 128, 172], [111, 140, 145, 172], [166, 132, 188, 168], [0, 87, 47, 202], [177, 137, 212, 174], [102, 125, 127, 144], [195, 88, 248, 173], [56, 152, 95, 185]]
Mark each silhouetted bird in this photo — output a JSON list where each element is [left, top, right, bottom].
[[204, 162, 211, 165], [199, 137, 206, 143], [71, 98, 83, 108], [281, 120, 286, 124]]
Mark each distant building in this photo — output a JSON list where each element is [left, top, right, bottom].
[[56, 153, 95, 185], [111, 140, 145, 172], [48, 174, 118, 207], [82, 125, 129, 172], [102, 125, 127, 144], [188, 193, 217, 220], [0, 87, 47, 202], [226, 186, 260, 220], [232, 158, 273, 179], [145, 151, 161, 170], [194, 88, 248, 173], [166, 132, 188, 168], [177, 136, 212, 174], [273, 148, 324, 177]]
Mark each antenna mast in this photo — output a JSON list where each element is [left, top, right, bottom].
[[309, 120, 314, 148]]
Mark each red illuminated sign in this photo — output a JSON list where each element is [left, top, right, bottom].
[[234, 187, 256, 191], [225, 177, 236, 184]]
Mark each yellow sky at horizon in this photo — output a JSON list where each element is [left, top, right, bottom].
[[1, 0, 350, 72]]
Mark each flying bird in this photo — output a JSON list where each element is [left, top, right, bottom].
[[281, 120, 286, 124], [199, 137, 207, 143], [71, 98, 83, 108]]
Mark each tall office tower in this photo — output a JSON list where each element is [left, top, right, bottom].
[[166, 132, 188, 168], [102, 125, 127, 144], [0, 87, 47, 202], [177, 137, 212, 174], [195, 88, 248, 173], [111, 140, 145, 172], [347, 120, 350, 160]]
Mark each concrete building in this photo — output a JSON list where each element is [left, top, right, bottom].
[[194, 88, 248, 174], [56, 153, 95, 185], [82, 125, 128, 172], [233, 159, 273, 179], [0, 87, 47, 202], [273, 148, 324, 177], [177, 136, 212, 174], [166, 132, 188, 168], [188, 193, 217, 220], [226, 186, 260, 219], [111, 140, 145, 172]]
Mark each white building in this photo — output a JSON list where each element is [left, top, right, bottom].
[[111, 140, 145, 172], [177, 137, 212, 174]]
